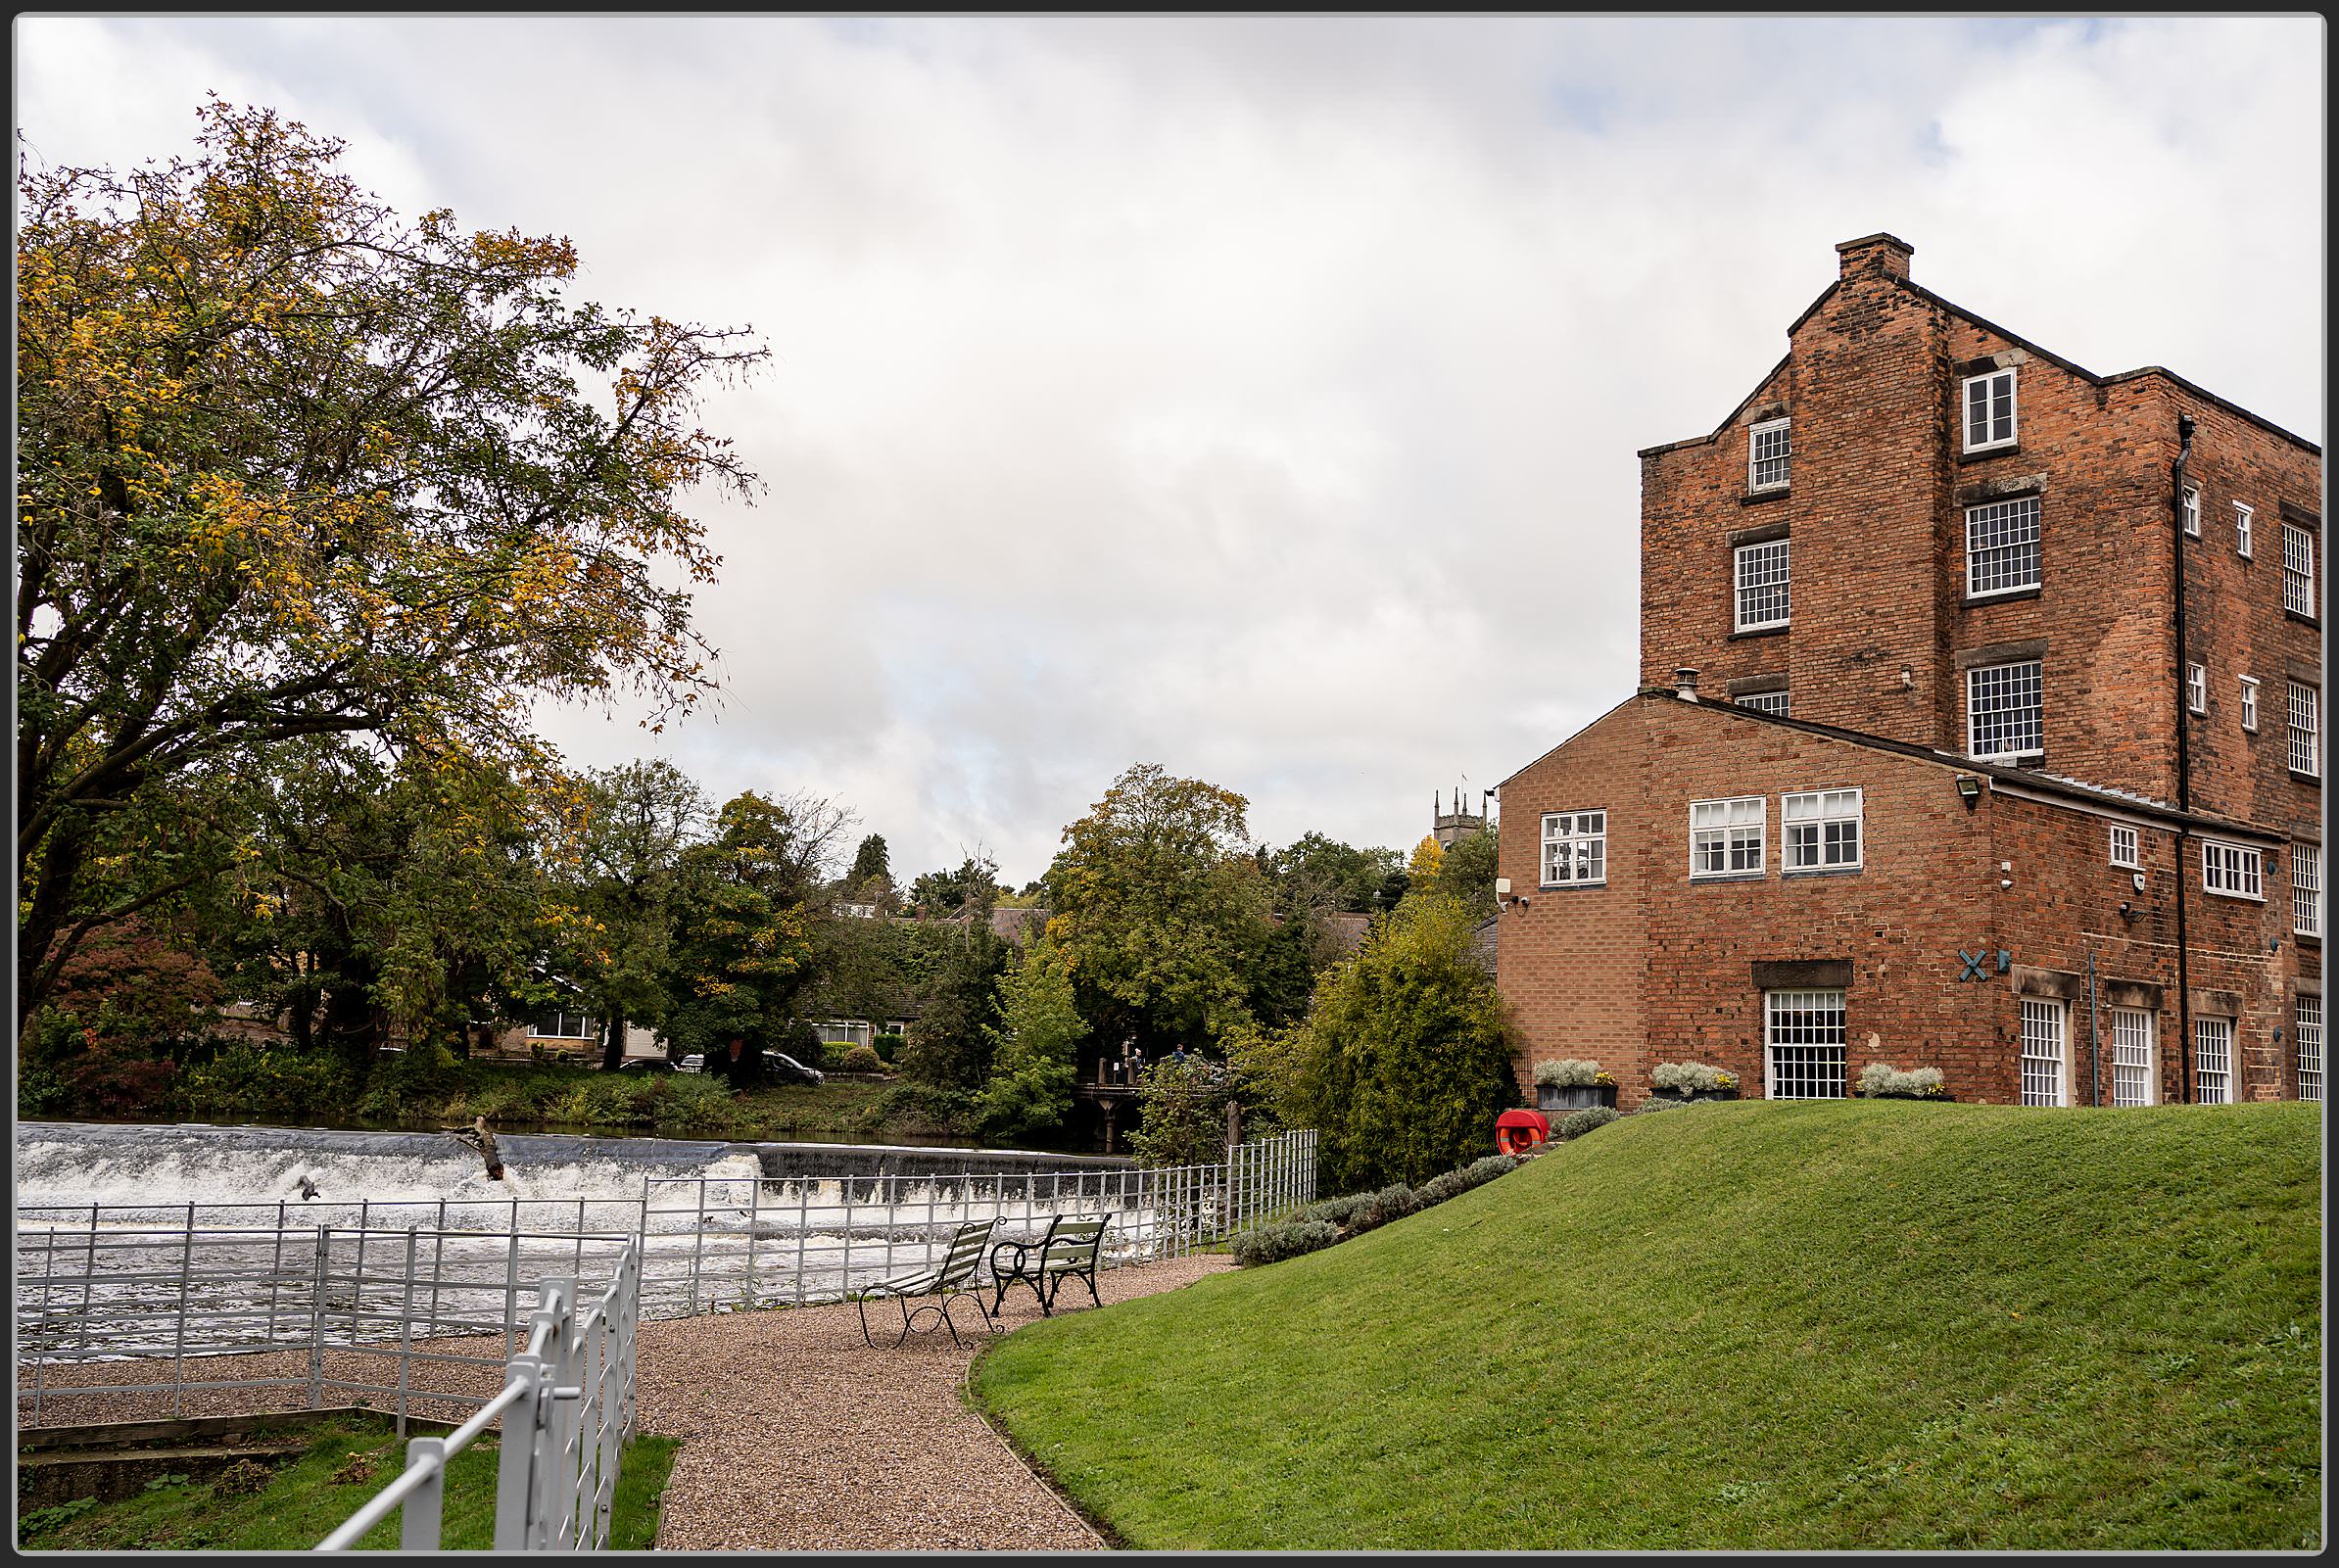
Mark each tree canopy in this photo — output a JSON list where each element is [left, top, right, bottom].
[[15, 99, 765, 1016]]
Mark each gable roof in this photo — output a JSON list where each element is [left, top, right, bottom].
[[1638, 270, 2320, 460]]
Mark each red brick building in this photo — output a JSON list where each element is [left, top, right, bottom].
[[1495, 235, 2322, 1109]]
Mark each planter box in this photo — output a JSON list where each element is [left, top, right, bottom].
[[1649, 1087, 1740, 1104], [1537, 1082, 1619, 1113]]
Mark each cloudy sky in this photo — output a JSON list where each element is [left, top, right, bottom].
[[15, 15, 2323, 887]]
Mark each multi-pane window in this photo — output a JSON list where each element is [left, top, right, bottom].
[[2299, 995, 2323, 1105], [1690, 796, 1766, 879], [2108, 823, 2140, 869], [2186, 662, 2207, 715], [1962, 368, 2017, 451], [1748, 418, 1790, 492], [1541, 810, 1606, 887], [1734, 539, 1791, 632], [2241, 676, 2260, 732], [1965, 497, 2041, 597], [2200, 840, 2265, 900], [2020, 998, 2068, 1107], [1783, 787, 1863, 872], [2235, 502, 2254, 559], [2109, 1007, 2157, 1108], [1765, 989, 1846, 1099], [2283, 523, 2316, 617], [2181, 486, 2201, 538], [531, 1010, 597, 1039], [2294, 843, 2322, 937], [1738, 689, 1790, 717], [1967, 660, 2044, 761], [2194, 1016, 2233, 1105], [2287, 684, 2319, 777]]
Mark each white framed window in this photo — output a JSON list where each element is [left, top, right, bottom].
[[1734, 538, 1791, 632], [1967, 660, 2043, 761], [2200, 840, 2264, 900], [2235, 502, 2254, 559], [1541, 809, 1606, 887], [2193, 1016, 2233, 1105], [531, 1010, 597, 1040], [2109, 1007, 2157, 1108], [2186, 662, 2207, 716], [2020, 997, 2068, 1107], [1765, 988, 1847, 1099], [2287, 684, 2319, 777], [2181, 486, 2201, 538], [2298, 995, 2322, 1105], [2240, 676, 2260, 733], [1748, 418, 1790, 493], [2294, 843, 2321, 937], [1690, 795, 1766, 879], [1782, 787, 1863, 873], [1738, 689, 1790, 717], [1962, 368, 2017, 451], [1965, 496, 2041, 597], [2108, 823, 2140, 869], [2283, 523, 2316, 617]]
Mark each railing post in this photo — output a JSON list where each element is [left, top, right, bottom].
[[494, 1353, 547, 1549], [400, 1437, 447, 1550], [745, 1177, 760, 1309], [172, 1201, 195, 1418], [310, 1226, 330, 1410], [396, 1228, 418, 1438], [268, 1200, 287, 1344], [503, 1226, 522, 1362]]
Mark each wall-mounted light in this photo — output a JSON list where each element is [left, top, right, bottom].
[[1955, 775, 1983, 809]]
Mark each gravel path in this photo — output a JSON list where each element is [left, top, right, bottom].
[[20, 1252, 1232, 1551]]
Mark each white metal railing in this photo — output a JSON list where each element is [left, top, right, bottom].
[[15, 1131, 1316, 1427], [317, 1242, 640, 1551]]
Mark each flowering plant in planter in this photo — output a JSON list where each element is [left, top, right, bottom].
[[1856, 1063, 1947, 1100], [1649, 1062, 1740, 1097], [1534, 1059, 1619, 1111]]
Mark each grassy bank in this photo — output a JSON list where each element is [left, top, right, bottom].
[[16, 1413, 680, 1550], [973, 1100, 2322, 1551]]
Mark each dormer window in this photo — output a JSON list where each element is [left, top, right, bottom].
[[1747, 418, 1790, 493], [1963, 368, 2017, 452]]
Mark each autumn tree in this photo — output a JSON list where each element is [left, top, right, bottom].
[[16, 100, 766, 1018], [1041, 763, 1274, 1058]]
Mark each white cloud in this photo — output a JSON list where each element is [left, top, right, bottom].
[[16, 15, 2321, 884]]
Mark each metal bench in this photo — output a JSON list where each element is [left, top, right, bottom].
[[989, 1215, 1107, 1317], [852, 1217, 999, 1349]]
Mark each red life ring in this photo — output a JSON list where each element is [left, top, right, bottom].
[[1495, 1108, 1550, 1155]]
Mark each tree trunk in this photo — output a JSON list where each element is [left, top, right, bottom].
[[600, 1016, 625, 1072]]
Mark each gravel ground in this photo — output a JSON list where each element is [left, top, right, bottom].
[[19, 1252, 1232, 1551]]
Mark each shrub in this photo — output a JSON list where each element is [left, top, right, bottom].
[[1633, 1094, 1683, 1114], [1231, 1219, 1338, 1267], [1369, 1182, 1420, 1224], [1534, 1058, 1604, 1089], [1650, 1062, 1739, 1094], [837, 1043, 884, 1073], [1857, 1063, 1946, 1099], [873, 1031, 905, 1063], [1299, 1192, 1373, 1230], [182, 1042, 356, 1120], [1554, 1107, 1619, 1139]]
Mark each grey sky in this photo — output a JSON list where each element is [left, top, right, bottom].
[[16, 15, 2323, 887]]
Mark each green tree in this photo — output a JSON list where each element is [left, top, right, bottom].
[[661, 792, 827, 1083], [975, 935, 1086, 1140], [1126, 1056, 1242, 1168], [1291, 894, 1520, 1192], [16, 100, 765, 1018], [550, 760, 709, 1069], [897, 921, 1009, 1093], [1042, 763, 1273, 1057], [842, 833, 893, 906], [1266, 832, 1404, 916], [908, 853, 1001, 921]]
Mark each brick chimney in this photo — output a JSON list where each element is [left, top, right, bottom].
[[1836, 232, 1914, 283]]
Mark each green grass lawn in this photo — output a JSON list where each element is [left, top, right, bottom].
[[973, 1100, 2322, 1551], [17, 1414, 680, 1551]]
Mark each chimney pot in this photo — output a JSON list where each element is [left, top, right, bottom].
[[1835, 232, 1914, 282], [1675, 666, 1700, 701]]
